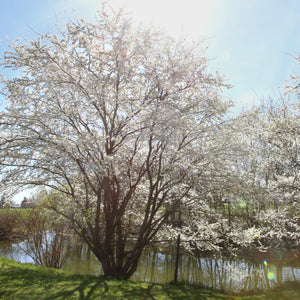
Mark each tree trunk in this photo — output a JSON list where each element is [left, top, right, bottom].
[[174, 234, 181, 283]]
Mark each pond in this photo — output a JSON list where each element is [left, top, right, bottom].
[[1, 240, 300, 293]]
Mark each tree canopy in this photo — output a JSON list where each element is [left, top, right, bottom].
[[0, 7, 230, 278]]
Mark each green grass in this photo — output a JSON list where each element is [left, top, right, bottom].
[[1, 257, 300, 300]]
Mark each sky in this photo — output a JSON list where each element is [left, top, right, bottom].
[[0, 0, 299, 110], [0, 0, 299, 203]]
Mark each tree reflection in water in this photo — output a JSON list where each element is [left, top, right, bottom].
[[1, 241, 300, 293]]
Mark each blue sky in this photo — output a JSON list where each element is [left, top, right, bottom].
[[0, 0, 299, 110]]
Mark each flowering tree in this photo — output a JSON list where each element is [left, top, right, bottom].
[[220, 81, 300, 250], [0, 8, 230, 278], [177, 55, 300, 254], [256, 98, 300, 247]]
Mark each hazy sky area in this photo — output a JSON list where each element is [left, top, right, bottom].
[[0, 0, 299, 203], [0, 0, 299, 109]]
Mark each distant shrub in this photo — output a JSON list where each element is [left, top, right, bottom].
[[0, 209, 22, 240], [18, 208, 74, 269]]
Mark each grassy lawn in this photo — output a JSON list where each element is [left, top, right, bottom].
[[1, 257, 300, 299]]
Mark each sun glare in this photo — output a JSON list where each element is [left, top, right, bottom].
[[110, 0, 217, 38]]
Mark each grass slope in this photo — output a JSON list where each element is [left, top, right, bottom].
[[1, 257, 300, 299]]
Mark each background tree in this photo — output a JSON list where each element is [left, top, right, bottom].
[[174, 53, 300, 254], [0, 7, 230, 279], [219, 93, 300, 250]]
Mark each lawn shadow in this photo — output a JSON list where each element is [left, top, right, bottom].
[[1, 260, 107, 299], [42, 278, 107, 299]]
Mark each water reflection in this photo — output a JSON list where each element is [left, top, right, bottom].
[[1, 241, 300, 293], [0, 241, 34, 264]]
